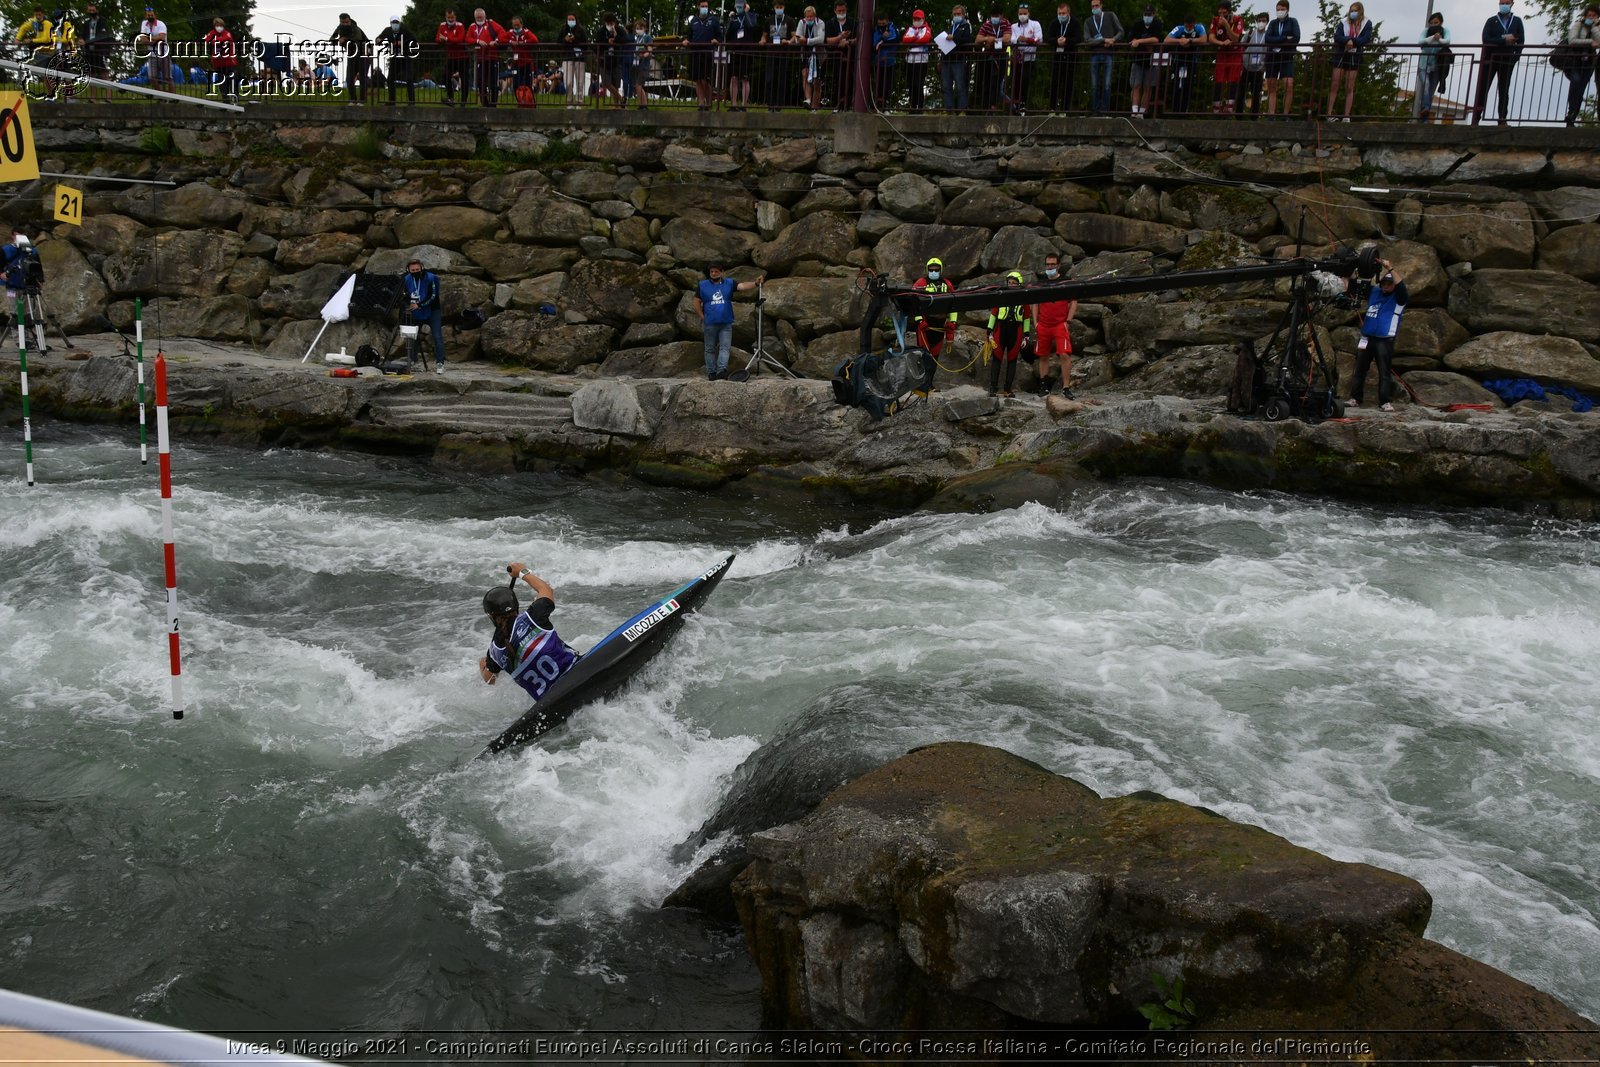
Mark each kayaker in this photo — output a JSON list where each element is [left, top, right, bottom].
[[479, 563, 581, 701]]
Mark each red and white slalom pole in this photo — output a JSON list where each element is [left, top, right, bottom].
[[154, 352, 184, 719]]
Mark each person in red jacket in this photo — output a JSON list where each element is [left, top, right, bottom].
[[987, 270, 1032, 398], [502, 16, 538, 105], [436, 9, 468, 104], [203, 15, 238, 102], [1033, 252, 1077, 396], [465, 7, 508, 105]]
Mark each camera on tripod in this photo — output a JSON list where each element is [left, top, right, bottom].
[[6, 233, 45, 293]]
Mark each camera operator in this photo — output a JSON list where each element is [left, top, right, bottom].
[[1350, 259, 1406, 413]]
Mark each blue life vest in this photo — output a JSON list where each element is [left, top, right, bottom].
[[487, 608, 580, 702], [1362, 284, 1407, 338]]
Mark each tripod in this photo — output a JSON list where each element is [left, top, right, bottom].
[[3, 287, 70, 354], [728, 281, 798, 382]]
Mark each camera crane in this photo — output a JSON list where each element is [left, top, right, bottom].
[[849, 243, 1383, 422]]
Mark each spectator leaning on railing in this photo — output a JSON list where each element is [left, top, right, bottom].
[[1238, 8, 1269, 115], [941, 5, 974, 111], [1326, 1, 1373, 121], [464, 7, 506, 107], [138, 6, 173, 90], [329, 12, 369, 105], [556, 11, 588, 108], [435, 9, 466, 104], [1011, 3, 1043, 114], [1263, 0, 1298, 115], [1211, 1, 1244, 113], [1048, 2, 1079, 112], [1127, 4, 1163, 118], [203, 15, 238, 102], [686, 2, 722, 111], [872, 8, 899, 108], [761, 3, 797, 110], [824, 2, 856, 109], [727, 1, 761, 111], [376, 16, 419, 106], [795, 6, 827, 110], [1473, 0, 1523, 125], [1562, 3, 1599, 126], [1415, 10, 1449, 122], [901, 9, 932, 110], [79, 0, 114, 100], [973, 5, 1009, 111], [1082, 0, 1122, 113]]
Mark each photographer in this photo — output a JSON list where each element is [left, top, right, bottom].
[[403, 259, 446, 373], [695, 262, 764, 381], [1350, 260, 1406, 413]]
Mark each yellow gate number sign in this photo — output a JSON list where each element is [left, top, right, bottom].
[[0, 92, 39, 183], [54, 184, 82, 225]]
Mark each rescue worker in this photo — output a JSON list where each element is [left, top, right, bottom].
[[1033, 252, 1076, 396], [911, 256, 958, 358], [986, 269, 1032, 398]]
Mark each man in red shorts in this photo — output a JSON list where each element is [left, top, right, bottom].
[[1033, 251, 1077, 397]]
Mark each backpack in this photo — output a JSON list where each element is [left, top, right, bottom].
[[515, 84, 534, 106]]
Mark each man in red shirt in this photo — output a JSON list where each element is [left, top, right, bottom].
[[1033, 252, 1077, 396], [464, 7, 508, 105], [202, 15, 238, 102], [436, 9, 468, 104], [502, 16, 538, 105]]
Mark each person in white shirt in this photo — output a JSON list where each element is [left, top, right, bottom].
[[138, 5, 173, 89], [1009, 1, 1043, 112]]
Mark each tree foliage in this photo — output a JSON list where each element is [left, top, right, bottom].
[[1, 0, 255, 42]]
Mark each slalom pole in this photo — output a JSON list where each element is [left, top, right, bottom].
[[154, 352, 184, 720], [135, 298, 147, 464], [15, 295, 34, 486]]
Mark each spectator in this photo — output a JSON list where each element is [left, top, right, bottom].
[[629, 18, 653, 106], [911, 256, 958, 363], [1127, 4, 1162, 118], [403, 258, 446, 373], [204, 16, 239, 102], [824, 2, 856, 109], [941, 4, 974, 111], [1563, 4, 1599, 126], [594, 11, 625, 105], [1350, 261, 1407, 412], [1082, 0, 1122, 113], [1472, 0, 1523, 125], [79, 0, 115, 101], [1264, 0, 1298, 115], [973, 4, 1010, 111], [987, 270, 1031, 399], [329, 13, 370, 105], [501, 15, 537, 106], [1210, 1, 1244, 113], [295, 57, 313, 86], [1010, 3, 1042, 113], [436, 9, 467, 104], [15, 6, 53, 66], [1048, 2, 1080, 112], [1325, 2, 1371, 121], [1237, 8, 1269, 115], [464, 7, 507, 106], [872, 9, 899, 107], [312, 55, 338, 91], [1165, 12, 1205, 114], [1414, 11, 1449, 122], [727, 1, 761, 110], [794, 6, 827, 110], [376, 16, 419, 106], [902, 8, 933, 111], [686, 2, 722, 109], [556, 11, 588, 108], [1034, 253, 1076, 397], [761, 3, 798, 110], [137, 6, 173, 91], [696, 263, 764, 381]]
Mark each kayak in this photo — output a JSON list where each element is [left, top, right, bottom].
[[476, 554, 736, 758]]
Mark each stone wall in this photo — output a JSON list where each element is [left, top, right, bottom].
[[20, 112, 1600, 408]]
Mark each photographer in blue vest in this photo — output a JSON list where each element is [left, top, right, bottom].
[[1350, 259, 1407, 413], [695, 261, 764, 381]]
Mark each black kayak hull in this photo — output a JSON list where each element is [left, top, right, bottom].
[[476, 553, 735, 758]]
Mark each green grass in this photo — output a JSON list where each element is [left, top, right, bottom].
[[351, 124, 385, 161], [137, 124, 175, 155]]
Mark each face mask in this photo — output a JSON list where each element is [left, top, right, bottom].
[[607, 22, 616, 28], [991, 15, 1001, 23], [915, 18, 924, 24], [567, 18, 576, 25], [1257, 19, 1267, 27], [699, 6, 708, 13], [1276, 8, 1287, 15], [927, 268, 941, 279], [390, 20, 399, 29], [954, 14, 964, 21], [775, 7, 784, 13], [1498, 4, 1510, 12], [215, 23, 223, 30], [1347, 11, 1358, 20], [1586, 16, 1596, 24], [1044, 267, 1058, 278], [1143, 15, 1152, 23]]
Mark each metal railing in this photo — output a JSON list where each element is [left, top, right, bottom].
[[5, 37, 1594, 126]]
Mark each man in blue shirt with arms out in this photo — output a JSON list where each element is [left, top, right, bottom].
[[695, 261, 765, 381], [1350, 260, 1407, 413], [480, 563, 581, 701]]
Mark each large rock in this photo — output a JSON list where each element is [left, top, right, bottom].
[[1053, 213, 1186, 253], [582, 133, 665, 166], [257, 264, 352, 320], [752, 213, 858, 273], [1270, 185, 1387, 244], [38, 239, 110, 332], [752, 138, 818, 172], [1221, 148, 1362, 182], [132, 295, 257, 342], [662, 143, 741, 174], [647, 379, 856, 468], [365, 244, 472, 276], [507, 195, 595, 245], [480, 315, 617, 372], [1117, 343, 1238, 398], [598, 341, 707, 378], [1448, 270, 1600, 343], [734, 742, 1433, 1030], [282, 168, 369, 210], [1530, 186, 1600, 227], [634, 177, 758, 229], [1444, 331, 1600, 392], [980, 226, 1058, 274], [759, 277, 863, 337], [67, 213, 144, 256], [559, 260, 680, 327], [875, 172, 943, 222], [1160, 184, 1280, 240], [904, 146, 1001, 180], [1114, 146, 1221, 185], [1400, 371, 1504, 409], [791, 187, 858, 220], [274, 232, 364, 270], [461, 240, 578, 281], [1109, 299, 1286, 349], [872, 223, 989, 280], [940, 187, 1046, 228], [1395, 307, 1470, 358], [101, 230, 244, 298], [467, 170, 549, 213], [1450, 150, 1550, 184], [1034, 181, 1101, 215], [570, 379, 675, 437], [1364, 146, 1465, 181], [1004, 145, 1113, 179], [661, 217, 763, 267], [393, 206, 500, 249], [240, 206, 370, 240], [114, 182, 248, 228], [1420, 201, 1535, 268], [384, 174, 467, 209], [1536, 223, 1600, 282]]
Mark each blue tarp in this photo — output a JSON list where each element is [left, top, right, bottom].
[[1482, 378, 1595, 413]]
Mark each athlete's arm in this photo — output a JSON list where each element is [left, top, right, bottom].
[[508, 562, 555, 606]]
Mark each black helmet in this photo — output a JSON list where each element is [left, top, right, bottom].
[[482, 586, 519, 617]]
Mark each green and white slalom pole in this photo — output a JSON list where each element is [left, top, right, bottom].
[[15, 294, 34, 486], [135, 298, 148, 464]]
